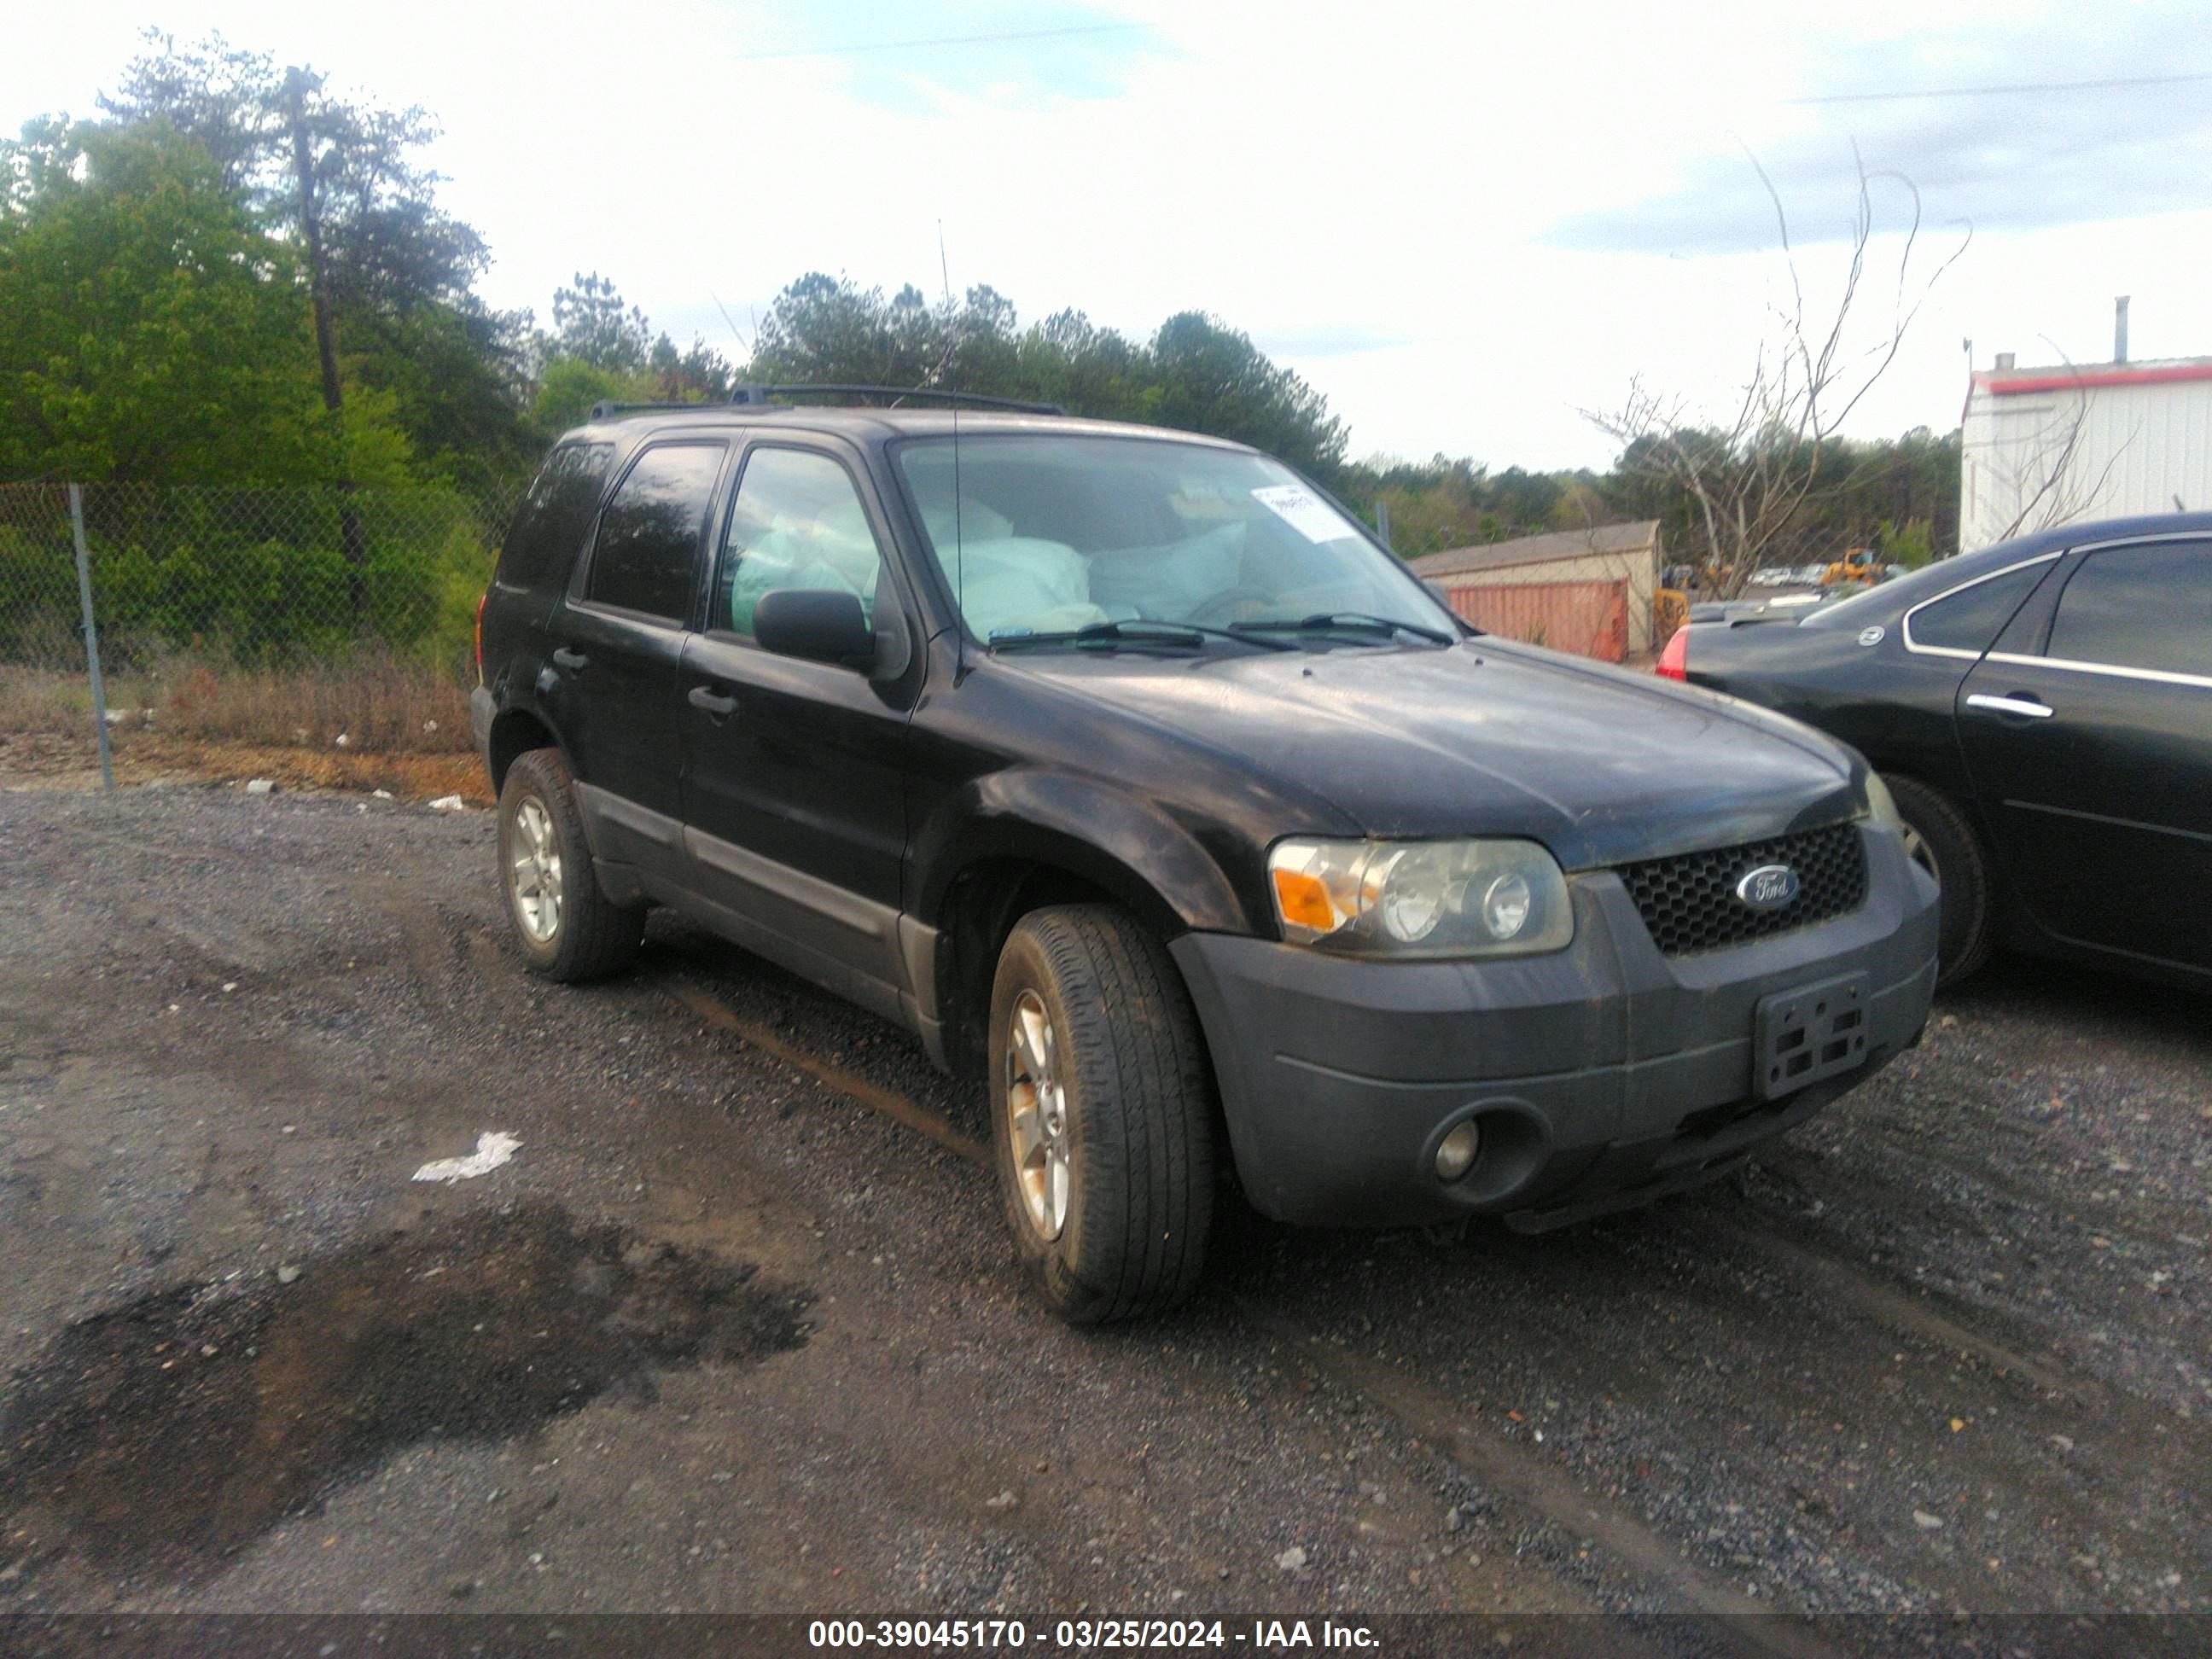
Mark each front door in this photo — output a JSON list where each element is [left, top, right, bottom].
[[543, 439, 728, 881], [1957, 536, 2212, 973], [678, 440, 918, 1018]]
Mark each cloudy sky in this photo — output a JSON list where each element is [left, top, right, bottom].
[[9, 1, 2209, 469]]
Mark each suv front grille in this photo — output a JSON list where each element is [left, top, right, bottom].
[[1617, 821, 1867, 956]]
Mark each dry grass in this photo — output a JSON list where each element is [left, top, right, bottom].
[[3, 653, 486, 804], [0, 652, 472, 754], [0, 729, 491, 804]]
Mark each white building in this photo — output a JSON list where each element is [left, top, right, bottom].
[[1961, 341, 2212, 552]]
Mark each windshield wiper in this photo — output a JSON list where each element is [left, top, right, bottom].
[[1230, 611, 1456, 645], [989, 620, 1296, 653]]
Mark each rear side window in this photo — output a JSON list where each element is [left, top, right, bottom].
[[582, 443, 725, 621], [498, 441, 614, 587], [2046, 541, 2210, 676], [1906, 562, 2046, 654]]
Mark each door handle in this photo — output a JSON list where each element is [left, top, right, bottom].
[[687, 685, 738, 717], [550, 646, 590, 672], [1966, 693, 2053, 719]]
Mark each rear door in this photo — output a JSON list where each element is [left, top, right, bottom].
[[678, 439, 920, 1022], [1957, 535, 2212, 971], [543, 438, 730, 883]]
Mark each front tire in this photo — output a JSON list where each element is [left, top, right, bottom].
[[989, 905, 1214, 1324], [1884, 772, 1994, 988], [498, 747, 644, 982]]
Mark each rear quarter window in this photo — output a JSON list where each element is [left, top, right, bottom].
[[497, 441, 615, 589], [1903, 562, 2049, 654]]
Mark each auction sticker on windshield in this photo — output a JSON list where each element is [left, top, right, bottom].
[[1251, 483, 1351, 543]]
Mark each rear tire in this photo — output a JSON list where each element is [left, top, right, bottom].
[[498, 747, 644, 982], [989, 905, 1214, 1324], [1883, 772, 1993, 988]]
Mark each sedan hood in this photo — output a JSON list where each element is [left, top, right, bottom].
[[1014, 640, 1866, 870]]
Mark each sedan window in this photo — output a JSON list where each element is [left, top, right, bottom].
[[2046, 541, 2210, 677], [1904, 562, 2049, 655]]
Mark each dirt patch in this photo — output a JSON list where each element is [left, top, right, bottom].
[[0, 731, 492, 804], [0, 1204, 812, 1578]]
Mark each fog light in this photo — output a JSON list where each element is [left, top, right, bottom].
[[1435, 1121, 1481, 1182]]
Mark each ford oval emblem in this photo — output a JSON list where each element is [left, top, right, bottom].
[[1736, 864, 1801, 911]]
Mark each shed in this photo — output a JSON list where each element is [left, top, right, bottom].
[[1410, 521, 1664, 659], [1961, 354, 2212, 551]]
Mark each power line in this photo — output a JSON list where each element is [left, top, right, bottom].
[[731, 21, 1146, 63], [1786, 68, 2212, 106]]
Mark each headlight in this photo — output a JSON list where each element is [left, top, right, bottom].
[[1267, 837, 1574, 958], [1861, 771, 1904, 834]]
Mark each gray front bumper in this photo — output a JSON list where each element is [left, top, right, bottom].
[[1170, 824, 1939, 1228]]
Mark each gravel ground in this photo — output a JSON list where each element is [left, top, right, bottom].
[[0, 781, 2205, 1638]]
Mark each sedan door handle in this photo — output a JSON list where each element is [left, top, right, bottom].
[[1966, 693, 2053, 719], [687, 685, 738, 717], [550, 646, 590, 672]]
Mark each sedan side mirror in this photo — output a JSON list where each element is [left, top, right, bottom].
[[754, 588, 876, 669]]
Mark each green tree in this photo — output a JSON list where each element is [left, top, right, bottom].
[[99, 30, 536, 487], [742, 274, 1350, 485], [530, 272, 733, 430], [0, 119, 335, 484], [550, 272, 655, 373]]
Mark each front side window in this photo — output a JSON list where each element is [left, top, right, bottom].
[[2046, 542, 2210, 677], [582, 443, 725, 620], [892, 435, 1452, 643], [718, 448, 886, 638], [1905, 562, 2049, 654]]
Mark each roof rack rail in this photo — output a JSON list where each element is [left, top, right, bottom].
[[586, 400, 704, 421], [736, 384, 1065, 416], [586, 386, 1066, 422]]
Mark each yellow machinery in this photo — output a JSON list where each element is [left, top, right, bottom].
[[1821, 547, 1885, 588]]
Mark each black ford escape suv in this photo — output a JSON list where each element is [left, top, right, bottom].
[[474, 389, 1939, 1322]]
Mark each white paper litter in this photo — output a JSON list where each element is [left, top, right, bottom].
[[244, 778, 276, 795], [411, 1131, 521, 1185], [427, 794, 467, 812], [371, 789, 394, 800]]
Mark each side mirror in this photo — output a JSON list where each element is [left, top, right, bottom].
[[754, 588, 875, 668]]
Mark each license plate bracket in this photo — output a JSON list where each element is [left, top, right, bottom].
[[1753, 972, 1870, 1102]]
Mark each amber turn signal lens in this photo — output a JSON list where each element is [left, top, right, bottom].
[[1272, 867, 1338, 933]]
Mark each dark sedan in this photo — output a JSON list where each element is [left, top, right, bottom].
[[1659, 515, 2212, 988]]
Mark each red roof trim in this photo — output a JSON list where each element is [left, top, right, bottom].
[[1988, 363, 2212, 396]]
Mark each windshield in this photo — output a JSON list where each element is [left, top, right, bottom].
[[893, 434, 1457, 644]]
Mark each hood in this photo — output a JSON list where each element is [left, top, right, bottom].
[[1003, 639, 1865, 870]]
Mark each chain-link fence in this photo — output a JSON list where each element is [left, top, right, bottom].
[[0, 482, 520, 766]]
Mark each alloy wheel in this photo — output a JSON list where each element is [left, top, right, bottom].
[[508, 795, 563, 942], [1005, 989, 1072, 1241]]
